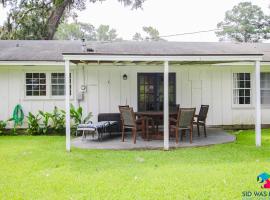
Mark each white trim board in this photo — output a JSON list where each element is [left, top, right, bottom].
[[63, 54, 263, 62]]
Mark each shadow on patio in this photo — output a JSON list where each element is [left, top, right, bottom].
[[71, 128, 235, 150]]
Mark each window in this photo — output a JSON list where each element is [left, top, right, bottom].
[[25, 73, 46, 96], [261, 73, 270, 104], [233, 73, 251, 105], [51, 73, 71, 96]]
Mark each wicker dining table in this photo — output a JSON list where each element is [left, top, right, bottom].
[[135, 111, 178, 140]]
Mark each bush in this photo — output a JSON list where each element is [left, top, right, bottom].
[[0, 104, 93, 136], [0, 120, 7, 134], [70, 104, 92, 128], [27, 112, 42, 135], [50, 106, 66, 134], [39, 111, 52, 134]]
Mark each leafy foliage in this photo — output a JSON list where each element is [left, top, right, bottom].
[[96, 25, 121, 41], [70, 104, 92, 127], [39, 111, 52, 134], [132, 26, 165, 41], [0, 0, 51, 39], [1, 104, 92, 135], [50, 106, 66, 132], [216, 2, 270, 42], [54, 22, 121, 41], [132, 32, 143, 41], [0, 0, 145, 39], [27, 112, 41, 135], [0, 120, 7, 134]]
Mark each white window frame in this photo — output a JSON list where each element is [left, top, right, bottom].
[[25, 72, 47, 98], [232, 71, 253, 108], [23, 70, 74, 100], [260, 72, 270, 106], [50, 72, 73, 99]]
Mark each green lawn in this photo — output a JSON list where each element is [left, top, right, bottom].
[[0, 130, 270, 200]]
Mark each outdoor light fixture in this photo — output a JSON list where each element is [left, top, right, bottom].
[[80, 85, 87, 92], [123, 74, 128, 80]]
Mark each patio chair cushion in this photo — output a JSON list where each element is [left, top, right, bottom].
[[77, 121, 109, 130], [98, 113, 121, 132], [78, 121, 118, 130]]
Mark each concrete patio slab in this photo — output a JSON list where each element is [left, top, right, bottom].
[[71, 128, 235, 150]]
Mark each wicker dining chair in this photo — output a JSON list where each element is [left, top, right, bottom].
[[119, 107, 145, 144], [170, 108, 196, 143], [193, 105, 209, 137]]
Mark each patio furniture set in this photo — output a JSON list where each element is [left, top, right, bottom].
[[76, 105, 209, 144]]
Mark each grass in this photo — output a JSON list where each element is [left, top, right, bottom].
[[0, 130, 270, 200]]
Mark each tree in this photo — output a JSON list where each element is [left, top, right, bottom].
[[0, 1, 51, 39], [132, 32, 143, 41], [0, 0, 145, 40], [96, 25, 121, 41], [216, 2, 270, 42], [143, 26, 161, 41], [54, 22, 121, 41], [132, 26, 165, 41], [54, 22, 96, 40]]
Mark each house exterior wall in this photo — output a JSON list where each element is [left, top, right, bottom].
[[0, 63, 270, 127]]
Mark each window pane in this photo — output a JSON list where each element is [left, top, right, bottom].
[[40, 73, 46, 78], [33, 85, 39, 90], [40, 79, 46, 84], [26, 73, 32, 78], [245, 97, 250, 104], [33, 73, 39, 78], [51, 73, 57, 78], [239, 73, 245, 80], [239, 89, 244, 96], [51, 78, 57, 84], [40, 85, 46, 90], [26, 85, 32, 91], [239, 81, 245, 88], [245, 73, 250, 80], [58, 78, 65, 84], [40, 91, 46, 96], [245, 89, 250, 97], [245, 81, 250, 88], [33, 91, 39, 96], [52, 85, 58, 96], [239, 97, 245, 104]]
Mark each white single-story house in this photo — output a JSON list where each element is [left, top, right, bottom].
[[0, 40, 269, 150]]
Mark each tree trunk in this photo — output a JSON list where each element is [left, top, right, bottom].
[[46, 0, 71, 40]]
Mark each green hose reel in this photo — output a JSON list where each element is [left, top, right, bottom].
[[12, 104, 24, 126]]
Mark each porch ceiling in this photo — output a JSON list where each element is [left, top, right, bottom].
[[62, 53, 263, 65]]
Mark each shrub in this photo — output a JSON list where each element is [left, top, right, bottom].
[[70, 104, 92, 128], [0, 120, 7, 134], [27, 112, 42, 135], [39, 111, 52, 134], [50, 106, 66, 133]]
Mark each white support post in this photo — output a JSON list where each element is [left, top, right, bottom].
[[255, 60, 261, 147], [164, 61, 169, 150], [65, 60, 71, 152]]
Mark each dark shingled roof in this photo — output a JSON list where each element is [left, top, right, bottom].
[[0, 40, 269, 62]]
